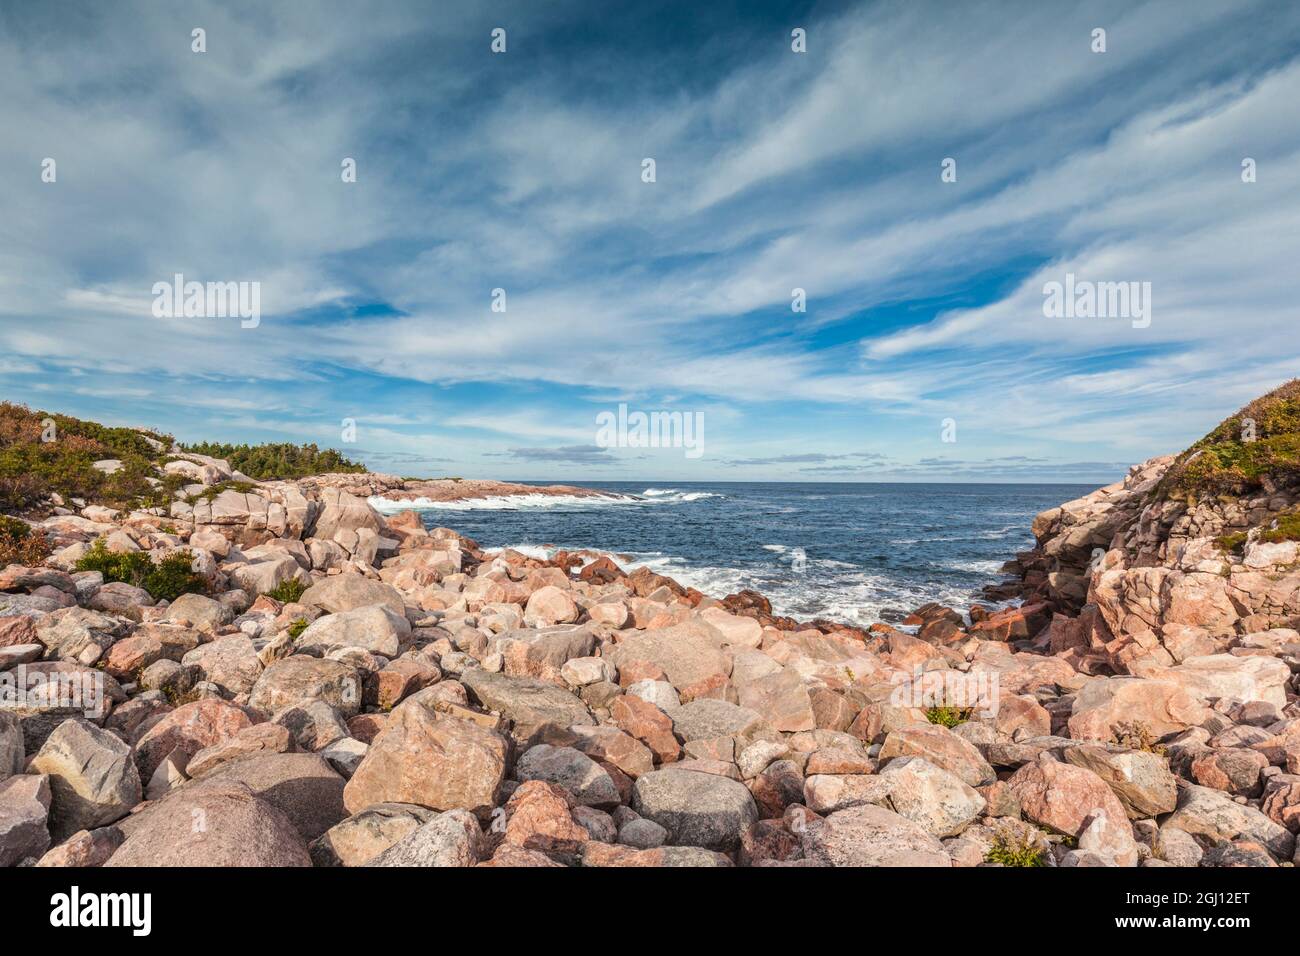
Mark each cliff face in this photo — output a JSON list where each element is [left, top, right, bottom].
[[1005, 380, 1300, 676]]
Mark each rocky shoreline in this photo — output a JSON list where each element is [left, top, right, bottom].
[[291, 473, 622, 508], [2, 404, 1298, 868]]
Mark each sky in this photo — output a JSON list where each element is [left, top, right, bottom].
[[1, 0, 1297, 484]]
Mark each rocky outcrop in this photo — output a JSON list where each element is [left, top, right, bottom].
[[998, 380, 1300, 677]]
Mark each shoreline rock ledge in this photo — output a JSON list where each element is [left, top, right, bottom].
[[2, 382, 1299, 867]]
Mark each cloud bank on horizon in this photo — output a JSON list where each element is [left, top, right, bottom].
[[1, 0, 1297, 483]]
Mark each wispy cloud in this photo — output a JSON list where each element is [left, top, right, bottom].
[[1, 0, 1295, 482], [495, 445, 615, 464]]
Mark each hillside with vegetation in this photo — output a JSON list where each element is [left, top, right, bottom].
[[0, 401, 364, 515], [0, 402, 174, 512], [1157, 378, 1300, 501], [180, 441, 365, 481]]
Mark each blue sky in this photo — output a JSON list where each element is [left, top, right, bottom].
[[1, 0, 1298, 483]]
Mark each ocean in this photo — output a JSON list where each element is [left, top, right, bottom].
[[375, 481, 1095, 628]]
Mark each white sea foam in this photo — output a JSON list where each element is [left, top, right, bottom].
[[947, 558, 1007, 574], [367, 493, 638, 513], [368, 488, 720, 513], [482, 543, 555, 561], [479, 543, 982, 628], [639, 489, 723, 503]]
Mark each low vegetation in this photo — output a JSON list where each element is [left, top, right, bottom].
[[925, 705, 972, 728], [180, 441, 365, 480], [0, 515, 51, 566], [183, 479, 258, 504], [1215, 510, 1300, 556], [0, 401, 172, 512], [984, 834, 1047, 867], [1158, 378, 1300, 500], [73, 539, 207, 602], [1259, 510, 1300, 544], [1216, 531, 1248, 555], [266, 578, 308, 604], [0, 401, 368, 514]]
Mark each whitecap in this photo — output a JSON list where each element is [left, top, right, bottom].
[[366, 493, 637, 513]]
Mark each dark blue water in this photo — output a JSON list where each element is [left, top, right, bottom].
[[375, 482, 1093, 626]]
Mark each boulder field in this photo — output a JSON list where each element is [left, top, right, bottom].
[[1, 433, 1298, 868]]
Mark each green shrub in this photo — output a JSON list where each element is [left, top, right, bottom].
[[266, 578, 308, 604], [179, 441, 365, 480], [74, 539, 206, 601], [1259, 510, 1300, 544], [146, 551, 209, 602], [1216, 531, 1248, 554], [925, 705, 972, 728], [183, 479, 259, 504], [287, 617, 309, 639], [985, 835, 1047, 867]]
